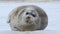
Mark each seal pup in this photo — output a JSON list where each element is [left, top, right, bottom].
[[7, 5, 48, 31]]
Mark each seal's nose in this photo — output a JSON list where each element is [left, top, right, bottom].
[[26, 16, 30, 19]]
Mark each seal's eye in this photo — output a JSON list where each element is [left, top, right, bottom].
[[32, 14, 36, 17], [26, 12, 29, 15]]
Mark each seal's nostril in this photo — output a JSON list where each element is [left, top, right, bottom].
[[26, 16, 30, 19], [28, 16, 30, 18]]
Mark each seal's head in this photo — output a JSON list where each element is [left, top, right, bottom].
[[18, 7, 41, 31]]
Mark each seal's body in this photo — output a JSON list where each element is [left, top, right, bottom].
[[7, 5, 48, 31]]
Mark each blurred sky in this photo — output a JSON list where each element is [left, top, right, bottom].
[[0, 2, 60, 30]]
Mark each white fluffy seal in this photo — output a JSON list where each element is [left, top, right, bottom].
[[7, 5, 48, 31]]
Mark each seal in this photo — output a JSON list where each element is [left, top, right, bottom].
[[7, 5, 48, 31]]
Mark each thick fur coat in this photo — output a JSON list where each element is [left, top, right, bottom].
[[7, 5, 48, 31]]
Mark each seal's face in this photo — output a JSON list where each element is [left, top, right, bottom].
[[18, 7, 41, 30]]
